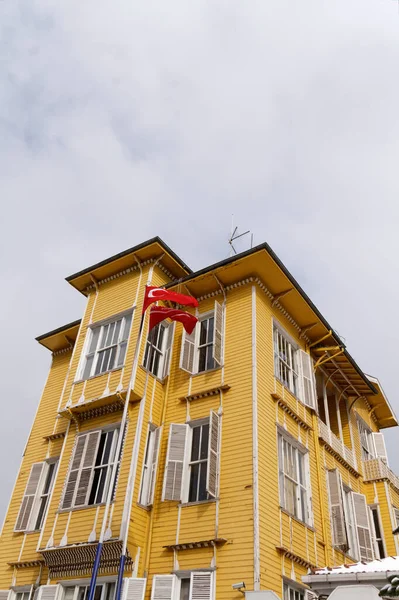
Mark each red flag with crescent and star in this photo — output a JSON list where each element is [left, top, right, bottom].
[[149, 306, 198, 334], [142, 285, 198, 314]]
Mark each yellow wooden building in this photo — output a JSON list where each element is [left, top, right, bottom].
[[1, 237, 398, 600]]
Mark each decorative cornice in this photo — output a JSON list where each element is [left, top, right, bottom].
[[276, 546, 317, 570], [8, 560, 44, 569], [52, 346, 73, 357], [40, 540, 133, 578], [43, 432, 66, 442], [78, 401, 124, 421], [319, 439, 360, 478], [180, 384, 230, 402], [271, 393, 313, 431], [83, 259, 177, 294], [163, 538, 227, 551]]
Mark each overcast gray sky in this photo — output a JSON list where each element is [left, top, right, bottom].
[[1, 0, 399, 520]]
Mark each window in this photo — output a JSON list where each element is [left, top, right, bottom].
[[162, 412, 220, 503], [139, 426, 161, 506], [15, 459, 58, 532], [357, 418, 375, 461], [283, 584, 305, 600], [151, 573, 213, 600], [34, 461, 57, 530], [188, 422, 209, 502], [274, 327, 299, 396], [61, 427, 122, 510], [63, 582, 115, 600], [278, 432, 310, 524], [343, 487, 359, 559], [143, 322, 174, 379], [80, 312, 132, 380], [15, 592, 31, 600], [273, 325, 316, 407], [370, 505, 386, 559], [180, 302, 224, 375]]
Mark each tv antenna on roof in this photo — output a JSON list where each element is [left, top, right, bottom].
[[228, 215, 254, 256]]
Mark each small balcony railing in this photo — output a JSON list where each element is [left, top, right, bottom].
[[363, 457, 399, 492], [318, 418, 356, 470]]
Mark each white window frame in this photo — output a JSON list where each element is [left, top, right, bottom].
[[277, 429, 312, 525], [61, 581, 116, 600], [357, 417, 375, 461], [33, 458, 58, 531], [139, 425, 161, 506], [14, 459, 58, 533], [283, 582, 305, 600], [342, 486, 359, 560], [61, 425, 121, 511], [273, 323, 300, 397], [78, 310, 133, 381], [369, 504, 386, 559], [143, 322, 175, 380]]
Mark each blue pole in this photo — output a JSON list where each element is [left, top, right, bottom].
[[115, 554, 126, 600], [87, 542, 103, 600]]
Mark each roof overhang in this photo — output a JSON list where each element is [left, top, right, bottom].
[[36, 320, 81, 353], [365, 375, 398, 429], [167, 243, 378, 400], [302, 571, 398, 596], [66, 237, 191, 295]]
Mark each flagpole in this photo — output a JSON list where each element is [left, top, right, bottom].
[[87, 309, 147, 600], [114, 325, 154, 600]]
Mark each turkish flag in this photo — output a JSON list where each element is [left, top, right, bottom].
[[149, 306, 198, 334], [142, 285, 198, 314]]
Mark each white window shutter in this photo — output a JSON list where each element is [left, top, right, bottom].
[[151, 575, 176, 600], [212, 301, 224, 366], [179, 328, 196, 373], [121, 578, 147, 600], [162, 323, 175, 380], [298, 350, 316, 408], [74, 430, 101, 506], [353, 492, 374, 561], [0, 591, 11, 600], [327, 469, 347, 548], [372, 433, 388, 465], [147, 426, 162, 505], [62, 434, 87, 509], [305, 592, 318, 600], [15, 462, 45, 531], [206, 410, 220, 498], [162, 424, 188, 501], [36, 586, 61, 600], [190, 572, 213, 600]]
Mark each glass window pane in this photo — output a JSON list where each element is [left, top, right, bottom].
[[102, 432, 114, 465], [199, 320, 208, 345], [208, 317, 214, 343], [106, 584, 115, 600], [200, 424, 209, 460], [180, 580, 190, 600], [108, 345, 117, 371], [198, 347, 206, 372], [88, 328, 101, 353], [99, 325, 108, 350], [64, 589, 75, 600], [122, 315, 132, 341], [83, 355, 94, 380], [198, 461, 208, 501], [188, 463, 199, 502], [117, 342, 127, 367], [93, 586, 103, 600], [95, 434, 106, 466], [112, 320, 122, 345], [88, 469, 101, 505], [191, 427, 201, 461], [105, 322, 115, 347], [95, 467, 107, 504]]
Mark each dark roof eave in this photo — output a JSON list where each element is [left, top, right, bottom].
[[167, 242, 377, 395], [36, 319, 81, 342], [65, 236, 192, 284]]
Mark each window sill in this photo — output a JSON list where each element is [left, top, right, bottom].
[[179, 498, 217, 507], [58, 501, 113, 514], [136, 502, 152, 511], [139, 365, 166, 384], [274, 377, 316, 412], [190, 366, 223, 378], [280, 507, 315, 532], [73, 366, 123, 385]]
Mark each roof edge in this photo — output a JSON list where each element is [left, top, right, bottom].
[[36, 319, 81, 342]]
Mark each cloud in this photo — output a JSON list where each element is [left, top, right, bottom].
[[1, 0, 399, 519]]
